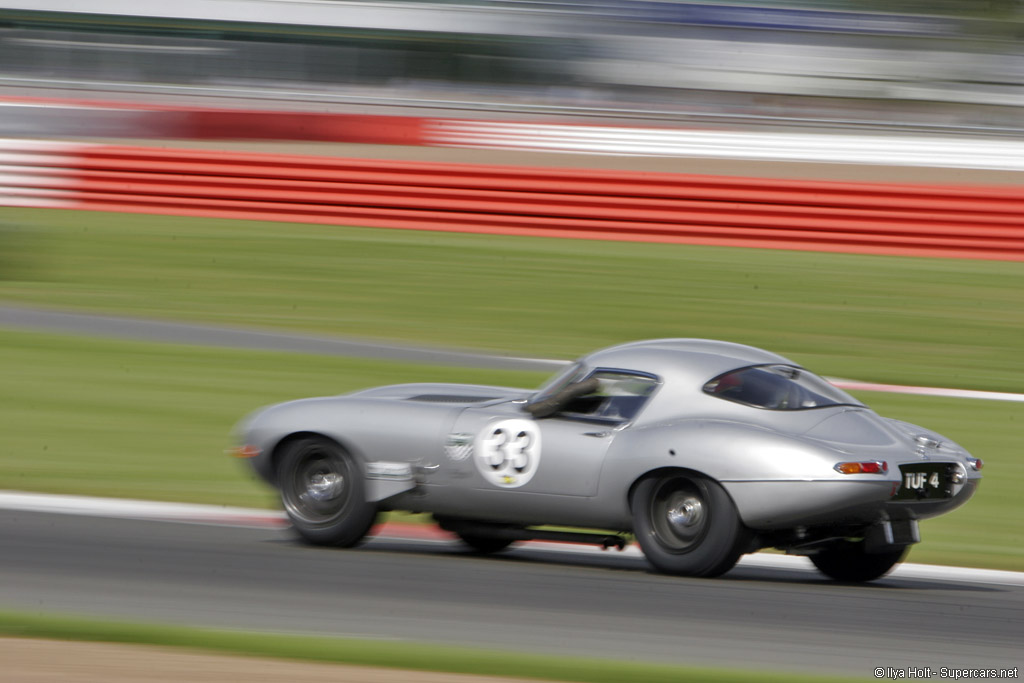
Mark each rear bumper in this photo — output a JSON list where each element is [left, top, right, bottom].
[[724, 477, 979, 531], [885, 478, 979, 521]]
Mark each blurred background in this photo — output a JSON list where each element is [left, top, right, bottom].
[[0, 5, 1022, 678], [2, 0, 1024, 134]]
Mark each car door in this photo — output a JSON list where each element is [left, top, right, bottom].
[[443, 406, 612, 497], [440, 369, 660, 498]]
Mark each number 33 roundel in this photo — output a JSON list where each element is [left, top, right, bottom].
[[474, 419, 542, 488]]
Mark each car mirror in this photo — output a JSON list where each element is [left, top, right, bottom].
[[525, 376, 600, 419]]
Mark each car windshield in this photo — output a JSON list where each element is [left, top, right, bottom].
[[531, 364, 660, 422], [531, 362, 588, 404], [703, 364, 863, 411], [559, 370, 660, 422]]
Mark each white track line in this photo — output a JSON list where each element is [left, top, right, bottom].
[[528, 359, 1024, 403], [428, 121, 1024, 171], [828, 379, 1024, 403], [0, 490, 286, 529], [2, 490, 1021, 587]]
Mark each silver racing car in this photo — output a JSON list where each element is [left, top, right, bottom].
[[232, 339, 981, 581]]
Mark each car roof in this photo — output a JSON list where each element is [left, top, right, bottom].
[[576, 339, 802, 426], [580, 339, 795, 381]]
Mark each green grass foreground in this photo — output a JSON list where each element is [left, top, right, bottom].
[[1, 327, 1020, 570], [0, 611, 865, 683], [2, 208, 1023, 392]]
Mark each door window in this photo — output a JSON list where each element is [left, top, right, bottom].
[[559, 370, 660, 423]]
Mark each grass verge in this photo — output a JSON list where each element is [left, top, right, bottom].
[[2, 208, 1023, 392], [0, 610, 866, 683]]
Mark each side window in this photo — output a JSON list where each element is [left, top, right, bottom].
[[560, 370, 660, 422], [703, 365, 863, 410]]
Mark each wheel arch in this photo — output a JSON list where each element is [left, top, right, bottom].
[[627, 466, 720, 514]]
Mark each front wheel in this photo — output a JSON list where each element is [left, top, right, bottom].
[[810, 540, 907, 582], [631, 473, 751, 578], [277, 437, 378, 547]]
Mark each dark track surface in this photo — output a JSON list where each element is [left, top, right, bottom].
[[0, 305, 562, 372], [2, 511, 1021, 676]]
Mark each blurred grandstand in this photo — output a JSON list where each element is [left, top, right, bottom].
[[1, 0, 1023, 134]]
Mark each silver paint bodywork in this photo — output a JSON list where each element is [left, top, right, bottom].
[[236, 339, 979, 543]]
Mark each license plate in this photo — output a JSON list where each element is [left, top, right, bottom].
[[894, 463, 957, 500]]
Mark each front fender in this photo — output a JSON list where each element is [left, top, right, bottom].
[[235, 395, 460, 501]]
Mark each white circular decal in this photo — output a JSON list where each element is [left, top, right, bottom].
[[474, 419, 542, 489]]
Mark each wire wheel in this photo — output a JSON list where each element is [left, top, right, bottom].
[[632, 472, 750, 578]]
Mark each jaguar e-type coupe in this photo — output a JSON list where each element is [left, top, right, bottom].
[[232, 339, 981, 581]]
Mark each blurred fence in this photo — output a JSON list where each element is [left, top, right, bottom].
[[2, 1, 1024, 132], [2, 140, 1022, 260], [6, 97, 1024, 171]]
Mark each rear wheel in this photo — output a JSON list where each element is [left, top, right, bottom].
[[277, 437, 378, 547], [810, 539, 907, 582], [631, 473, 751, 578]]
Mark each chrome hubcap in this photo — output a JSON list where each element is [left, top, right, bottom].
[[666, 494, 704, 531], [650, 479, 709, 553], [283, 448, 353, 525], [303, 471, 345, 503]]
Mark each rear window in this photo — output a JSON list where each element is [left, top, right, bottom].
[[703, 365, 863, 411]]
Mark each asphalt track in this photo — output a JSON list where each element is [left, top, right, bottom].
[[2, 509, 1021, 677], [0, 305, 563, 372]]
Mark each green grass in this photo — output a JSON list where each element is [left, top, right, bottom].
[[0, 327, 1020, 570], [0, 611, 867, 683], [2, 208, 1023, 392]]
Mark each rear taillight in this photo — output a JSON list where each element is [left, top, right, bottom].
[[834, 461, 888, 475]]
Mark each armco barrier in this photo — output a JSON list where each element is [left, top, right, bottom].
[[2, 140, 1023, 260]]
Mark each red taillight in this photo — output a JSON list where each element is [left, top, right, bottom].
[[834, 461, 888, 475], [228, 445, 261, 458]]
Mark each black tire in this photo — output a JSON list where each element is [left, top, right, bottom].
[[456, 532, 515, 554], [276, 436, 378, 547], [810, 540, 908, 582], [631, 473, 750, 578]]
